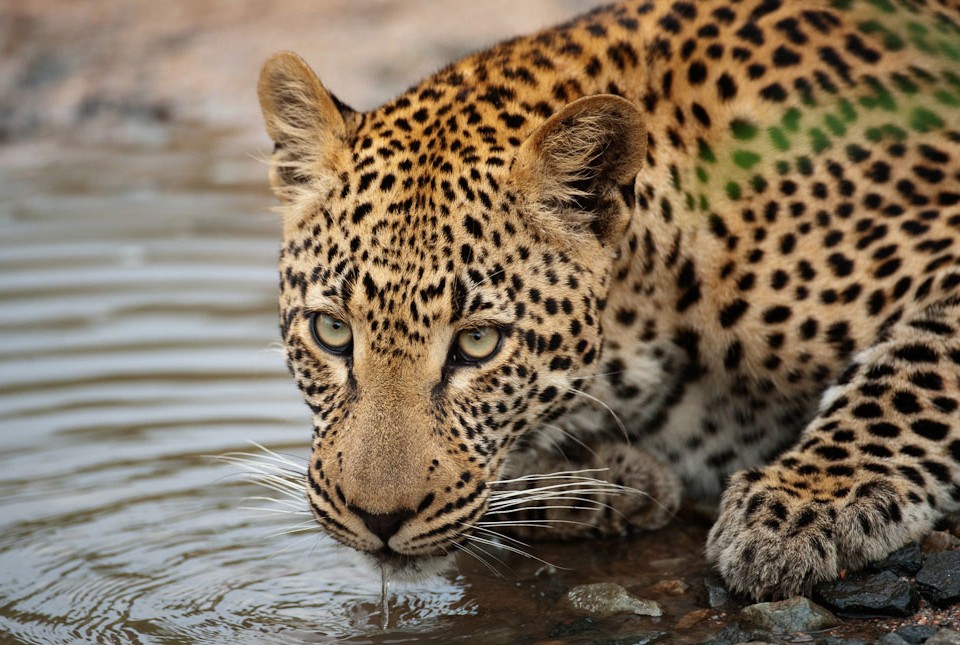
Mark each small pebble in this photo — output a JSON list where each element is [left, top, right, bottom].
[[650, 578, 689, 596], [674, 608, 712, 630], [559, 583, 662, 618], [739, 597, 839, 633], [916, 551, 960, 607], [814, 570, 919, 618]]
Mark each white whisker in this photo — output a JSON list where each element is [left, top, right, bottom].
[[263, 532, 320, 560], [490, 467, 611, 485], [565, 387, 631, 442], [239, 503, 308, 515], [214, 443, 324, 549], [265, 525, 318, 539], [564, 368, 627, 382], [539, 423, 601, 461], [452, 541, 505, 576], [489, 481, 637, 502], [464, 534, 565, 569], [478, 518, 598, 529], [467, 523, 535, 549], [488, 501, 616, 517]]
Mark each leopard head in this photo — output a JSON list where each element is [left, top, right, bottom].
[[257, 52, 646, 576]]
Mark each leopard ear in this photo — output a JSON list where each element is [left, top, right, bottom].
[[514, 94, 646, 246], [257, 51, 357, 201]]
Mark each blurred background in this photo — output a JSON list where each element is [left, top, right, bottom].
[[1, 0, 598, 147], [2, 2, 716, 644]]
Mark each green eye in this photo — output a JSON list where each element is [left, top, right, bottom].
[[310, 313, 353, 355], [454, 326, 502, 363]]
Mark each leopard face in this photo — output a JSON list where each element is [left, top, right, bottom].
[[258, 52, 646, 571]]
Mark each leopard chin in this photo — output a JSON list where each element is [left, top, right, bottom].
[[364, 549, 457, 583]]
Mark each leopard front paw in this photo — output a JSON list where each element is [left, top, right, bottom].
[[706, 466, 932, 600], [491, 443, 680, 540], [590, 442, 681, 534]]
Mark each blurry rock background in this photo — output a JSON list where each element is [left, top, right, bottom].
[[0, 0, 604, 148]]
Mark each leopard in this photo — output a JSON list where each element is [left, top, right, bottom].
[[256, 0, 960, 601]]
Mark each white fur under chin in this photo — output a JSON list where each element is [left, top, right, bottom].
[[361, 551, 457, 583]]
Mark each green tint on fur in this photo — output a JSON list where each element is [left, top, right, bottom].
[[688, 0, 960, 214]]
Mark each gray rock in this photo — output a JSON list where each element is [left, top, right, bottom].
[[927, 630, 960, 645], [700, 624, 776, 645], [818, 638, 869, 645], [869, 542, 924, 576], [739, 597, 839, 634], [549, 616, 596, 638], [916, 551, 960, 606], [559, 582, 663, 618], [702, 575, 730, 608], [894, 624, 939, 644], [813, 570, 919, 617], [878, 635, 914, 645], [590, 633, 668, 645]]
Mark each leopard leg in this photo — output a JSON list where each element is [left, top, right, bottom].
[[708, 298, 960, 600], [485, 441, 681, 541]]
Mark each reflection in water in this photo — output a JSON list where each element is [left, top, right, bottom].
[[0, 135, 714, 644]]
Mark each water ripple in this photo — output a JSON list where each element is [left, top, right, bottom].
[[0, 140, 476, 644]]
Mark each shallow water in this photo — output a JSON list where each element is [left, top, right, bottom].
[[0, 133, 721, 644]]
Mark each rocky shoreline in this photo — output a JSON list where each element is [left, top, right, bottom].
[[541, 529, 960, 644]]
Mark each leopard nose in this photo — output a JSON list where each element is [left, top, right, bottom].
[[349, 505, 415, 543]]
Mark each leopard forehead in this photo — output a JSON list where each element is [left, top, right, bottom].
[[277, 127, 584, 358], [272, 59, 643, 357]]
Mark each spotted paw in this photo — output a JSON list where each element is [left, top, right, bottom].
[[589, 442, 681, 534], [706, 466, 935, 600], [490, 443, 680, 540]]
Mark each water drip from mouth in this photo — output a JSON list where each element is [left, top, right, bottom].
[[379, 563, 390, 629]]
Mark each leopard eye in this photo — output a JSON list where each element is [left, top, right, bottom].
[[310, 313, 353, 355], [454, 326, 501, 364]]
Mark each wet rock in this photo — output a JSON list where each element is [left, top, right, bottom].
[[739, 597, 839, 634], [702, 575, 730, 608], [549, 616, 596, 638], [813, 570, 919, 617], [869, 542, 924, 576], [922, 531, 960, 554], [818, 638, 869, 645], [701, 624, 776, 645], [589, 632, 668, 645], [650, 578, 689, 595], [916, 551, 960, 607], [559, 583, 663, 618], [927, 630, 960, 645], [878, 634, 916, 645], [892, 625, 939, 644]]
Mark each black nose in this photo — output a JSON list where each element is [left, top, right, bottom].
[[349, 505, 415, 543]]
